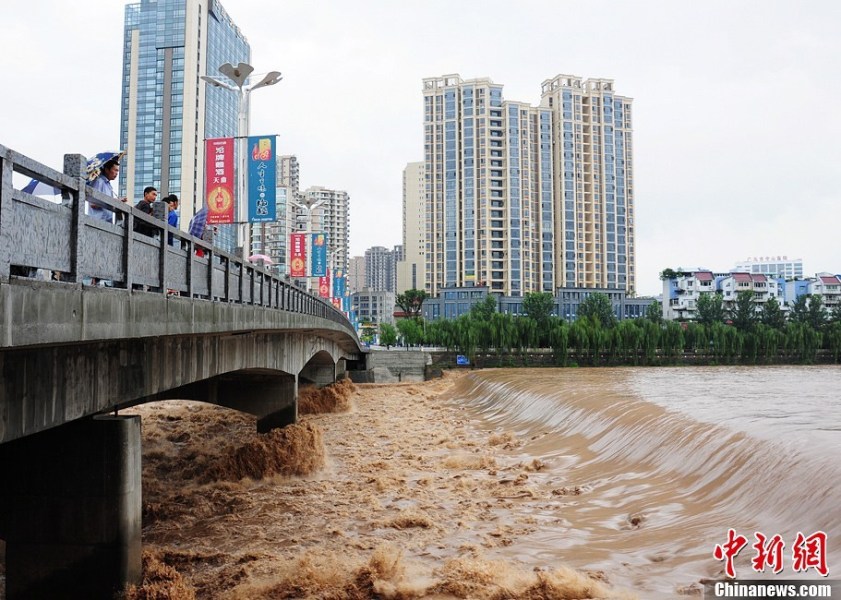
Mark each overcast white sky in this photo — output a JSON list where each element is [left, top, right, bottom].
[[2, 1, 839, 295]]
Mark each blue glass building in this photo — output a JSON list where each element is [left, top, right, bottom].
[[119, 0, 249, 252]]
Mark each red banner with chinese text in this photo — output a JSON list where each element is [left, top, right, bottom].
[[318, 268, 331, 298], [290, 233, 307, 277], [205, 138, 235, 224]]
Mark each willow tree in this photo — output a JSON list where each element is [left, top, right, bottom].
[[697, 292, 726, 326], [548, 319, 570, 365], [577, 293, 617, 328], [395, 289, 429, 319]]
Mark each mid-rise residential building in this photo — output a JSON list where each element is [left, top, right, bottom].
[[658, 269, 841, 321], [348, 255, 366, 293], [811, 274, 841, 311], [364, 245, 402, 293], [396, 161, 426, 293], [351, 289, 396, 325], [422, 286, 654, 321], [120, 0, 249, 252], [422, 73, 635, 297], [719, 273, 782, 308], [299, 186, 349, 274], [662, 270, 726, 321], [365, 246, 392, 292], [277, 154, 300, 191], [732, 256, 803, 279]]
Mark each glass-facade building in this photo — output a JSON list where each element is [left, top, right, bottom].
[[422, 74, 635, 297], [120, 0, 249, 252]]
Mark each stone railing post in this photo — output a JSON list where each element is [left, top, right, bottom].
[[63, 154, 87, 283], [0, 146, 12, 279]]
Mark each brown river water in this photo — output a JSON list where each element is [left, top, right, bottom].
[[1, 366, 839, 598]]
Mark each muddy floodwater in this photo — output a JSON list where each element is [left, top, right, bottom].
[[6, 365, 837, 599]]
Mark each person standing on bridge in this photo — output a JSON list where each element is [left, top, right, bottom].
[[189, 204, 208, 257], [86, 151, 126, 223], [163, 194, 179, 246], [133, 186, 158, 237]]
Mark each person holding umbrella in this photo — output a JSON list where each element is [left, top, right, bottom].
[[86, 151, 126, 223]]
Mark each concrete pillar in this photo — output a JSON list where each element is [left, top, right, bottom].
[[213, 373, 298, 433], [299, 361, 336, 387], [0, 415, 142, 599]]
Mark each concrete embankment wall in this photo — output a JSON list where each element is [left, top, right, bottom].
[[350, 350, 431, 383]]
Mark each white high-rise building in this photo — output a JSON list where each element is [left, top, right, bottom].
[[348, 255, 366, 293], [732, 256, 803, 279], [397, 161, 426, 293], [422, 73, 635, 296], [365, 245, 402, 293], [299, 186, 350, 275]]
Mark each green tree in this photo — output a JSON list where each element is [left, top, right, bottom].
[[645, 301, 663, 324], [825, 322, 841, 362], [548, 319, 570, 365], [470, 295, 498, 320], [807, 295, 828, 331], [577, 293, 617, 328], [490, 311, 516, 352], [616, 319, 643, 363], [696, 293, 726, 326], [789, 295, 809, 324], [522, 292, 555, 329], [379, 322, 398, 348], [661, 321, 685, 360], [760, 296, 786, 330], [396, 318, 424, 346], [395, 289, 430, 319], [731, 291, 757, 331]]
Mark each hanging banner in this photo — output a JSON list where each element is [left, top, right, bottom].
[[205, 138, 234, 224], [247, 135, 277, 223], [290, 233, 307, 277], [318, 277, 330, 298], [318, 267, 331, 298], [332, 298, 342, 309], [333, 269, 346, 299], [311, 232, 328, 277]]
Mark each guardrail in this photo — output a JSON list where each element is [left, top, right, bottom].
[[0, 144, 351, 330]]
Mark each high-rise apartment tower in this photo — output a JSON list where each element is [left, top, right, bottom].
[[422, 73, 635, 296], [397, 161, 426, 293]]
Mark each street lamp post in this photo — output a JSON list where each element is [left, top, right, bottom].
[[201, 62, 282, 256], [289, 195, 326, 294]]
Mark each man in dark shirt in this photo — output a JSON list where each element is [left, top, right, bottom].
[[134, 186, 158, 236]]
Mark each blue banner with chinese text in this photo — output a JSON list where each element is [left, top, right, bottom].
[[247, 135, 277, 223], [311, 233, 328, 277]]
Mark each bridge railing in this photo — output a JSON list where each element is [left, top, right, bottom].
[[0, 144, 353, 330]]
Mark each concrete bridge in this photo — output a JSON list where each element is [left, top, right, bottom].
[[0, 144, 365, 598]]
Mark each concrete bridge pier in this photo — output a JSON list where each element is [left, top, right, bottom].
[[0, 415, 141, 599], [299, 351, 337, 387], [212, 372, 299, 433]]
